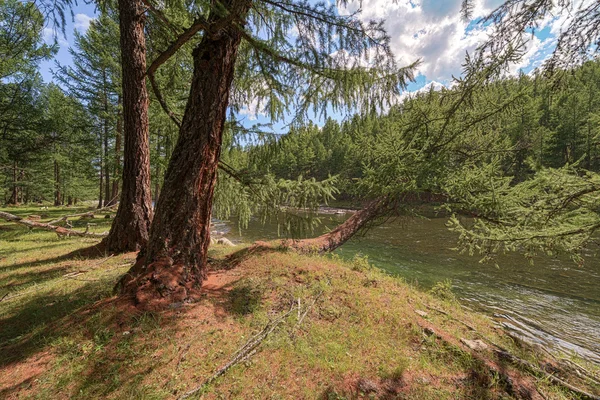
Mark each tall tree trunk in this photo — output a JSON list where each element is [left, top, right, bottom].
[[8, 160, 18, 205], [165, 129, 172, 160], [154, 131, 161, 203], [104, 119, 111, 206], [110, 98, 123, 206], [118, 0, 251, 305], [103, 0, 153, 252], [54, 160, 61, 206], [97, 152, 104, 209], [103, 73, 111, 206]]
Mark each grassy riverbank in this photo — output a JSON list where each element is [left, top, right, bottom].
[[1, 206, 599, 399]]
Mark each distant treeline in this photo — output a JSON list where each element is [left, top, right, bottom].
[[229, 59, 600, 202]]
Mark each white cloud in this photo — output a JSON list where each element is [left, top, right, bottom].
[[342, 0, 558, 85], [74, 13, 94, 32], [42, 27, 68, 46], [239, 98, 267, 121]]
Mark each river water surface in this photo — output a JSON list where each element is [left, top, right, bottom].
[[220, 212, 600, 363]]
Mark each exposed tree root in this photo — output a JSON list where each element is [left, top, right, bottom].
[[0, 211, 108, 238], [415, 315, 599, 399], [425, 305, 600, 398], [117, 197, 393, 309], [115, 256, 204, 309], [224, 197, 394, 259]]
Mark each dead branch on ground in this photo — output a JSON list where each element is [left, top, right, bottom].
[[0, 211, 108, 238]]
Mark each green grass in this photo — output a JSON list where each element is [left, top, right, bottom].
[[1, 205, 599, 399]]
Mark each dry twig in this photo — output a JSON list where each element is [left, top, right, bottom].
[[178, 303, 295, 399]]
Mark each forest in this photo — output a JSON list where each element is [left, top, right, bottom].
[[1, 0, 600, 398]]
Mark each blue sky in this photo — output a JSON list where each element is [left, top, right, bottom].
[[39, 0, 570, 126], [39, 2, 98, 83]]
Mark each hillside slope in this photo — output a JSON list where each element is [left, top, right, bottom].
[[0, 210, 599, 399]]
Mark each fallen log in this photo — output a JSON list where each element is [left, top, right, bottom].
[[0, 211, 108, 238], [289, 197, 392, 253], [251, 197, 393, 255], [47, 204, 118, 225]]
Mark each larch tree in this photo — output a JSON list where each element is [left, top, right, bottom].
[[0, 0, 54, 204], [118, 0, 416, 305], [103, 0, 154, 253], [461, 0, 600, 72], [56, 11, 121, 209], [44, 85, 98, 205], [442, 0, 600, 263], [31, 0, 155, 251]]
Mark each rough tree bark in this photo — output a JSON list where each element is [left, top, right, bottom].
[[109, 99, 123, 206], [119, 0, 252, 305], [103, 0, 154, 252]]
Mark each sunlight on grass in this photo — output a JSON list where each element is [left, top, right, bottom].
[[1, 206, 599, 399]]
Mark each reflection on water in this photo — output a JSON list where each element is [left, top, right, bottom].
[[223, 213, 600, 363]]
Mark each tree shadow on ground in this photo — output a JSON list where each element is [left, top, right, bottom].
[[59, 309, 176, 399], [0, 242, 110, 271], [0, 280, 117, 366], [1, 245, 286, 399], [0, 244, 117, 300], [60, 277, 268, 400], [0, 241, 71, 259], [456, 345, 542, 399], [202, 278, 265, 320], [0, 241, 130, 364], [212, 242, 289, 271], [0, 292, 169, 399], [0, 265, 72, 292], [457, 367, 500, 399]]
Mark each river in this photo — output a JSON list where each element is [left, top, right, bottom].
[[217, 211, 600, 363]]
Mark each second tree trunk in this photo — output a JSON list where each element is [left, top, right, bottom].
[[119, 0, 250, 305]]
